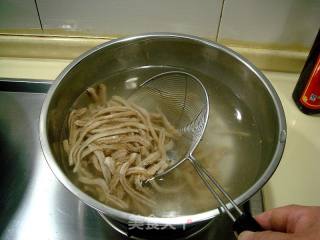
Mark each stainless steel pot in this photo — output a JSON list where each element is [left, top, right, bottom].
[[39, 33, 286, 228]]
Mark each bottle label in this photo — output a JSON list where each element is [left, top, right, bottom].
[[299, 55, 320, 110]]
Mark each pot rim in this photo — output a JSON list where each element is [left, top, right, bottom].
[[39, 32, 286, 226]]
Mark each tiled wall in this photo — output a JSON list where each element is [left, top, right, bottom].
[[0, 0, 319, 49], [0, 0, 41, 29], [36, 0, 223, 38], [218, 0, 320, 49]]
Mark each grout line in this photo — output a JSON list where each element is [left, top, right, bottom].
[[215, 0, 226, 42], [34, 0, 44, 31], [0, 32, 117, 40]]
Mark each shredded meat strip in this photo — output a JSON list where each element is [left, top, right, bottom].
[[63, 83, 181, 213]]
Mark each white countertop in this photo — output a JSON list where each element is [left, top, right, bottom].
[[1, 58, 319, 210], [263, 71, 320, 209]]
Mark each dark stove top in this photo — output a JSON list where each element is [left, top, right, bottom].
[[0, 79, 263, 240]]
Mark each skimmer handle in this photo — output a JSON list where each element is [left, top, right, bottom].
[[188, 155, 263, 235], [233, 213, 263, 235]]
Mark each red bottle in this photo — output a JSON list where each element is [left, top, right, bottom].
[[292, 29, 320, 114]]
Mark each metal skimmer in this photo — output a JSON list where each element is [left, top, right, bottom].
[[131, 70, 263, 235]]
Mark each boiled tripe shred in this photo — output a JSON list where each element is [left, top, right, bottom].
[[63, 83, 181, 211]]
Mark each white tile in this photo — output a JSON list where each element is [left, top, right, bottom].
[[37, 0, 223, 38], [218, 0, 320, 48], [0, 0, 41, 29]]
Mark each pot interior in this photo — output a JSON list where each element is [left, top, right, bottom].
[[44, 35, 284, 221]]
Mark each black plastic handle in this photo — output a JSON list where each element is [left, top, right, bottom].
[[233, 213, 263, 235]]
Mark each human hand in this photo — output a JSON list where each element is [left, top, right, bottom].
[[238, 205, 320, 240]]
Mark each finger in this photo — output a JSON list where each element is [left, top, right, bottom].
[[238, 230, 292, 240], [254, 205, 305, 232]]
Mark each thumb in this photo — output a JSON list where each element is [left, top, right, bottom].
[[238, 230, 292, 240]]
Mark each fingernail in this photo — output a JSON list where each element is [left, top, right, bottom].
[[238, 231, 253, 240]]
